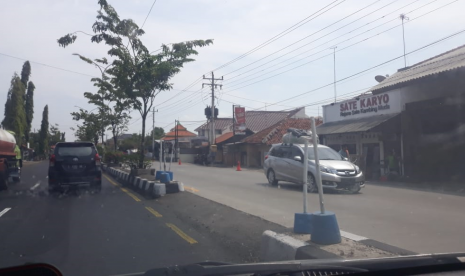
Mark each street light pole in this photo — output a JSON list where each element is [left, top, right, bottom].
[[330, 46, 337, 103]]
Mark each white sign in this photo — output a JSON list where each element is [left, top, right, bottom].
[[322, 90, 401, 123]]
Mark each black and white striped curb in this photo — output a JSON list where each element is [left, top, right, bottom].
[[260, 230, 416, 262], [103, 165, 188, 198]]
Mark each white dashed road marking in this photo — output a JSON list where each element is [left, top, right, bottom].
[[30, 182, 41, 191], [0, 208, 12, 218]]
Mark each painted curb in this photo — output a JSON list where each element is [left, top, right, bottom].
[[260, 230, 339, 262], [104, 172, 167, 199], [260, 230, 417, 262]]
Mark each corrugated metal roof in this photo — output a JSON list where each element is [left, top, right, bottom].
[[194, 118, 233, 131], [370, 44, 465, 93], [215, 132, 234, 144], [194, 108, 305, 133], [317, 113, 399, 135]]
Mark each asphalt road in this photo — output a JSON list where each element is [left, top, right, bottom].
[[167, 162, 465, 254], [0, 161, 282, 276]]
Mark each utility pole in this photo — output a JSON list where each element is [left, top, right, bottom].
[[150, 107, 158, 160], [400, 14, 409, 68], [330, 46, 337, 103], [202, 72, 223, 145]]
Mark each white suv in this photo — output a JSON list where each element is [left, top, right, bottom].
[[263, 143, 365, 193]]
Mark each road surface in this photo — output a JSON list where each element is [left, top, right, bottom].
[[0, 161, 284, 275], [168, 162, 465, 254]]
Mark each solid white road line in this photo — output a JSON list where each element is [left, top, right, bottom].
[[340, 230, 368, 241], [30, 181, 41, 190], [0, 208, 12, 218]]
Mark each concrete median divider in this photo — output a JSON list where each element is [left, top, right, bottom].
[[103, 167, 181, 199]]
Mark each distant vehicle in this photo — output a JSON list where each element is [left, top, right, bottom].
[[0, 129, 21, 190], [263, 143, 364, 193], [48, 142, 102, 192]]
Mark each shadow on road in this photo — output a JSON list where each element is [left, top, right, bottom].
[[255, 182, 362, 195]]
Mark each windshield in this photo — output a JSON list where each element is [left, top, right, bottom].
[[57, 146, 93, 157], [308, 147, 344, 161], [1, 0, 464, 275]]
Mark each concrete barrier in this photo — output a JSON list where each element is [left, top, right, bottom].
[[139, 179, 147, 190], [134, 177, 141, 187], [260, 230, 341, 261], [165, 181, 184, 193], [152, 182, 166, 198]]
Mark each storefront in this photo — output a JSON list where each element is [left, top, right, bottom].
[[317, 90, 402, 179]]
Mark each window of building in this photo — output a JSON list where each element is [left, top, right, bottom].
[[215, 129, 222, 135]]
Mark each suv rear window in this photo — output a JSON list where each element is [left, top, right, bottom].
[[56, 144, 94, 157]]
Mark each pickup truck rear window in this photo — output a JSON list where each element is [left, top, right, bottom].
[[57, 147, 93, 157]]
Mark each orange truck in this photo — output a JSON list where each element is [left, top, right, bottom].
[[0, 129, 21, 190]]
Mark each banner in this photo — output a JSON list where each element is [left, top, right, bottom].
[[234, 106, 246, 135]]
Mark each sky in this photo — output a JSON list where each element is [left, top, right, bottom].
[[1, 0, 465, 142]]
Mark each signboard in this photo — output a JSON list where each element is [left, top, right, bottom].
[[234, 106, 246, 135], [322, 90, 401, 123]]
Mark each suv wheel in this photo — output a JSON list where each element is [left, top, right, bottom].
[[267, 170, 278, 186], [307, 173, 318, 193]]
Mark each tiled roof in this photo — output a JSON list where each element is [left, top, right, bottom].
[[370, 44, 465, 94], [194, 107, 305, 134], [162, 124, 196, 140], [242, 118, 322, 145], [215, 132, 234, 144], [194, 118, 233, 131]]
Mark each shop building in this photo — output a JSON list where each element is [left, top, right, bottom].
[[318, 44, 465, 181]]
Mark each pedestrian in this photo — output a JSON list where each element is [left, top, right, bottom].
[[339, 145, 350, 160], [386, 150, 399, 175], [14, 144, 22, 168]]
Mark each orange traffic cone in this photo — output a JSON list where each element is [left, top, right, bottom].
[[236, 161, 241, 171], [178, 158, 182, 165]]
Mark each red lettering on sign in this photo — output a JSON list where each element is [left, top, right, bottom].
[[360, 98, 366, 108], [377, 95, 383, 105], [372, 97, 377, 106], [353, 101, 357, 109], [383, 94, 389, 103], [340, 104, 344, 112], [366, 98, 371, 106]]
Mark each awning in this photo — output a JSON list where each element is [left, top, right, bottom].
[[317, 113, 400, 135]]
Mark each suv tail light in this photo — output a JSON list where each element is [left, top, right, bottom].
[[265, 155, 269, 160], [49, 154, 56, 167], [95, 153, 101, 166]]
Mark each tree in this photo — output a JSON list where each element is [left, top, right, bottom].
[[25, 81, 35, 143], [70, 111, 102, 145], [57, 0, 212, 168], [20, 61, 31, 87], [38, 105, 49, 157], [2, 74, 27, 143], [49, 123, 64, 146]]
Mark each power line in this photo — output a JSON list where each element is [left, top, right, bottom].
[[222, 0, 397, 80], [152, 0, 345, 107], [211, 0, 345, 72], [220, 0, 456, 95], [141, 0, 158, 29], [250, 28, 465, 111], [0, 52, 97, 78]]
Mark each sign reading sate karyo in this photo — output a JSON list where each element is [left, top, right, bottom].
[[323, 90, 401, 123]]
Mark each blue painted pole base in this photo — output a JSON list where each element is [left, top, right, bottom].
[[294, 213, 313, 234], [310, 211, 341, 245], [155, 171, 165, 180], [159, 173, 172, 184], [165, 171, 174, 181]]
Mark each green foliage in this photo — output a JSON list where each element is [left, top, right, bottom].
[[122, 153, 151, 169], [25, 81, 35, 142], [49, 123, 64, 146], [70, 111, 102, 144], [20, 61, 31, 87], [57, 0, 212, 168], [39, 105, 49, 156], [2, 74, 27, 143], [104, 150, 124, 164]]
